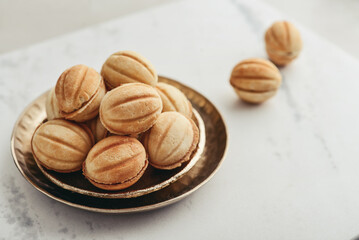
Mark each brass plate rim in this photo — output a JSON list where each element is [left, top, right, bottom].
[[10, 76, 229, 213], [33, 108, 206, 199]]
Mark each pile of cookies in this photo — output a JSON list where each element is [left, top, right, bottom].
[[230, 21, 302, 103], [31, 50, 199, 191]]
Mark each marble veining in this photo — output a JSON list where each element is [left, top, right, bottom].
[[1, 176, 39, 240], [312, 131, 337, 170], [280, 75, 302, 122], [229, 0, 265, 36]]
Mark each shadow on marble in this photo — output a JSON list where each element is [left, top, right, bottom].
[[37, 192, 196, 238], [3, 147, 194, 238], [227, 96, 277, 111]]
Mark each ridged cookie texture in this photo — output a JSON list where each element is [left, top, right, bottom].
[[55, 64, 107, 122], [100, 83, 162, 135], [45, 87, 62, 120], [83, 136, 148, 191], [85, 116, 108, 143], [156, 82, 192, 118], [101, 50, 158, 89], [31, 119, 94, 172], [143, 112, 199, 170], [230, 58, 282, 103], [265, 21, 302, 65]]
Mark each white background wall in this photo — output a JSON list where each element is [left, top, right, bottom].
[[0, 0, 358, 58], [0, 0, 178, 53]]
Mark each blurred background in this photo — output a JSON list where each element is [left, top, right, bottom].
[[0, 0, 358, 58]]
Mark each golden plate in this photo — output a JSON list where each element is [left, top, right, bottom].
[[11, 76, 228, 213], [35, 109, 205, 199]]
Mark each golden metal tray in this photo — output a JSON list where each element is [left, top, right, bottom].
[[11, 76, 228, 213]]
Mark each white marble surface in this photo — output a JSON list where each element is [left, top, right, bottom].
[[1, 0, 359, 239], [2, 0, 359, 60]]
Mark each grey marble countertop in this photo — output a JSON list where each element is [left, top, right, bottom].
[[1, 0, 359, 239]]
